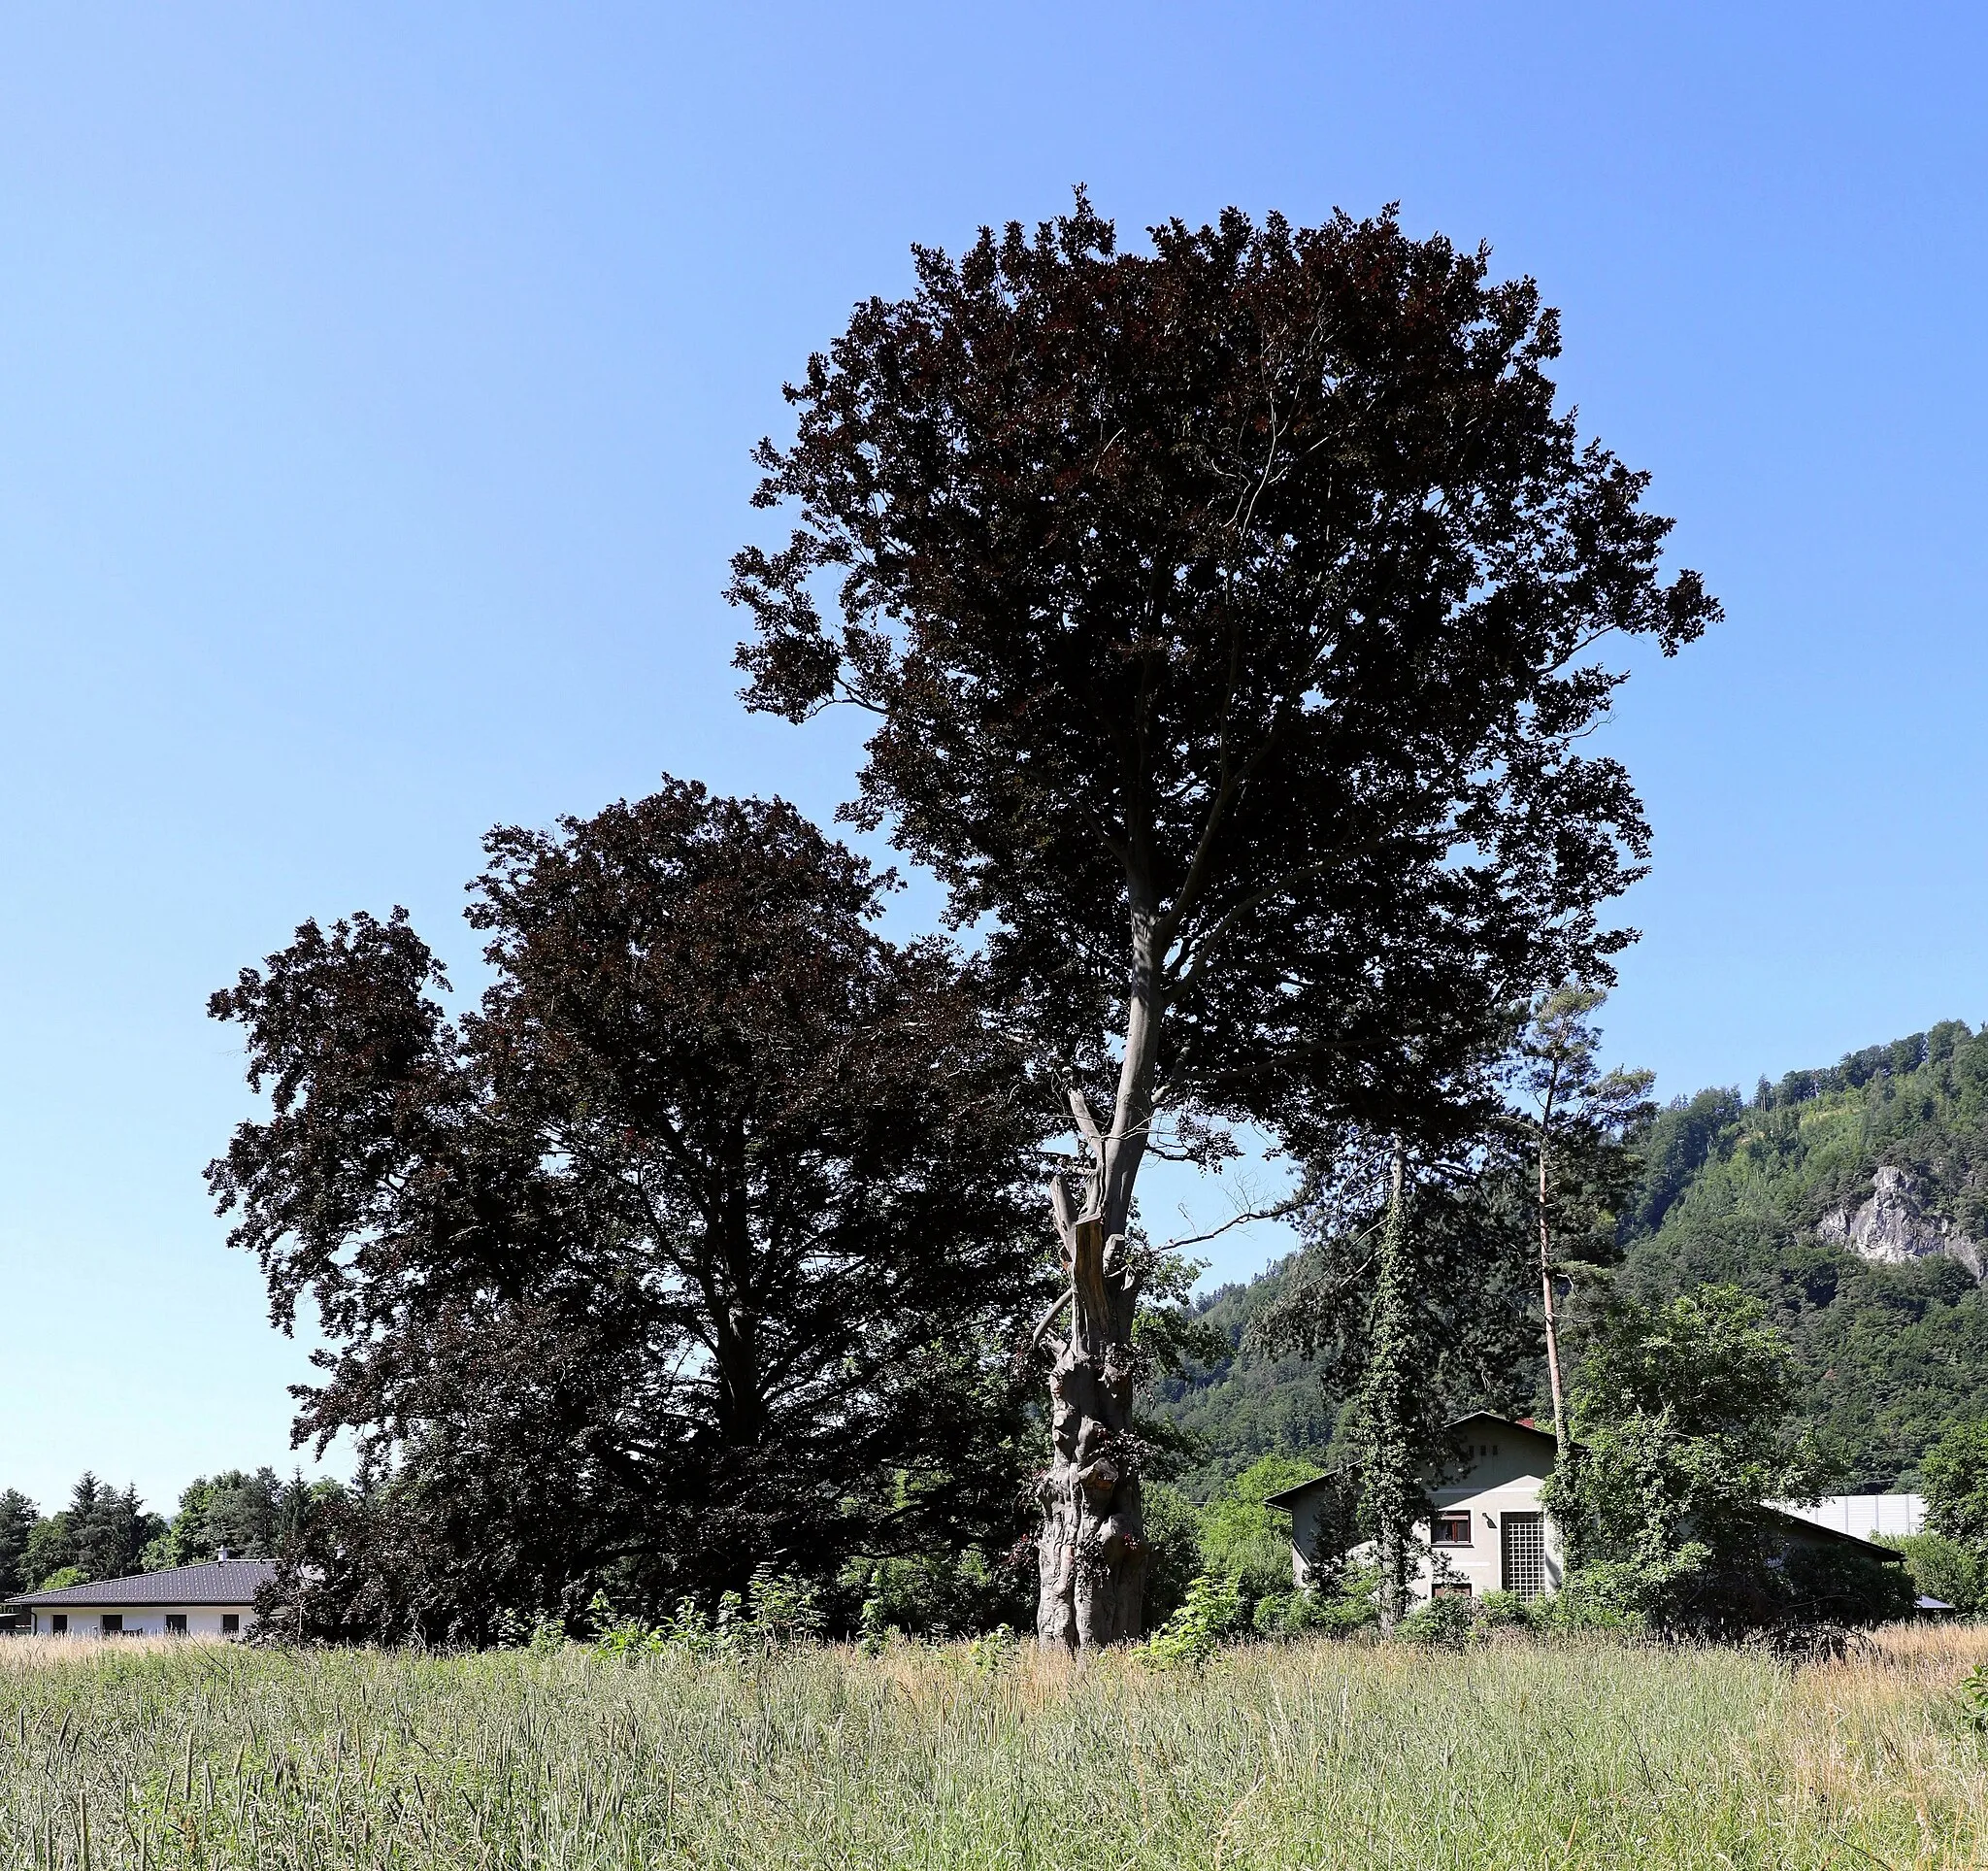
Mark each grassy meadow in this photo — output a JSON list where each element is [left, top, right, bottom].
[[4, 1626, 1988, 1869]]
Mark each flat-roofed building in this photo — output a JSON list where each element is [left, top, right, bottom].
[[1773, 1493, 1925, 1541]]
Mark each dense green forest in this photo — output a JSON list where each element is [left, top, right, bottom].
[[1150, 1019, 1988, 1496], [0, 1469, 298, 1597]]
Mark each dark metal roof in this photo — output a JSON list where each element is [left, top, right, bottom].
[[1261, 1476, 1335, 1509], [4, 1559, 276, 1608], [1759, 1504, 1901, 1562]]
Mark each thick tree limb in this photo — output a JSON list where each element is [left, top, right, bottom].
[[1047, 1172, 1077, 1252], [1067, 1087, 1105, 1159], [1026, 1286, 1075, 1359]]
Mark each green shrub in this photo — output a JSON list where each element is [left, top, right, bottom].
[[1882, 1533, 1984, 1615], [1302, 1559, 1381, 1635], [1475, 1590, 1539, 1630], [588, 1592, 668, 1657], [1924, 1420, 1988, 1548], [1962, 1664, 1988, 1735], [857, 1581, 891, 1656], [841, 1544, 1025, 1639], [1392, 1588, 1542, 1646], [1548, 1546, 1708, 1630], [745, 1564, 824, 1643], [1196, 1455, 1322, 1610], [964, 1624, 1019, 1674], [1251, 1590, 1293, 1634], [1142, 1571, 1244, 1668], [1778, 1542, 1918, 1626], [584, 1568, 826, 1658], [1396, 1593, 1480, 1648], [1140, 1483, 1206, 1630]]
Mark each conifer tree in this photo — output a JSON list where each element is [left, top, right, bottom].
[[1513, 987, 1655, 1453]]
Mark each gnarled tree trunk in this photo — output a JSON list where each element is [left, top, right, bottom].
[[1036, 909, 1160, 1649], [1364, 1140, 1417, 1635], [1036, 1211, 1146, 1647]]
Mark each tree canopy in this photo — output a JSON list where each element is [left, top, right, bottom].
[[12, 1474, 164, 1590], [733, 195, 1715, 1644], [142, 1468, 291, 1570], [733, 194, 1715, 1163], [1544, 1286, 1911, 1628], [1923, 1419, 1988, 1548], [208, 780, 1050, 1639], [0, 1490, 36, 1598]]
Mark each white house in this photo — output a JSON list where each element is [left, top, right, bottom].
[[2, 1558, 275, 1637], [1264, 1412, 1910, 1608]]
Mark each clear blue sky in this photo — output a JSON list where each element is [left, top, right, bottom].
[[3, 4, 1985, 1515]]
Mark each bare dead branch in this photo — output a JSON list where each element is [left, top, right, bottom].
[[1047, 1172, 1077, 1256], [1067, 1087, 1105, 1155], [1153, 1199, 1301, 1257]]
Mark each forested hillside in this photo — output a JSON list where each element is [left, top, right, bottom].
[[1148, 1019, 1988, 1495], [1145, 1272, 1337, 1498]]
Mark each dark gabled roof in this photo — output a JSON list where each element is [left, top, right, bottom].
[[4, 1559, 276, 1608], [1262, 1413, 1555, 1508], [1261, 1475, 1334, 1509], [1759, 1504, 1902, 1563], [1443, 1411, 1558, 1448]]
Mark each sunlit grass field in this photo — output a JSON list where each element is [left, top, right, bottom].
[[4, 1625, 1987, 1869]]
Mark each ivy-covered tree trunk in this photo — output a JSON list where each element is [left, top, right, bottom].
[[1362, 1143, 1419, 1635]]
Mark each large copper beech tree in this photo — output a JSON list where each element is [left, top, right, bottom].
[[731, 198, 1717, 1648], [207, 784, 1049, 1639]]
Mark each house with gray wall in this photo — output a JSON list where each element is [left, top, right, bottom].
[[1265, 1412, 1911, 1609]]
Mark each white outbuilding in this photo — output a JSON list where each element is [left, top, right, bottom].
[[2, 1558, 274, 1637]]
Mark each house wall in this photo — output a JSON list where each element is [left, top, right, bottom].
[[1286, 1490, 1342, 1588], [27, 1606, 254, 1638], [1285, 1433, 1914, 1612], [1286, 1427, 1565, 1606], [1419, 1471, 1563, 1604]]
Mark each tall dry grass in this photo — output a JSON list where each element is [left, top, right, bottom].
[[3, 1625, 1986, 1868]]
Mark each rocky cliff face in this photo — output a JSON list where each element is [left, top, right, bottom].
[[1816, 1165, 1985, 1281]]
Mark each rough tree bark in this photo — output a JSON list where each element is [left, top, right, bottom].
[[1035, 1203, 1147, 1646], [1035, 914, 1162, 1649]]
